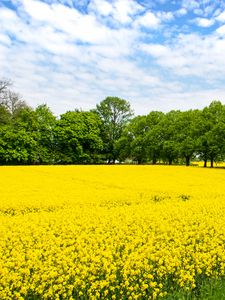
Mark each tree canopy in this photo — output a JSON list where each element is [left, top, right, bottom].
[[95, 97, 133, 163], [1, 79, 225, 166]]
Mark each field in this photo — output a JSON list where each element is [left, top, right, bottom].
[[1, 165, 225, 299]]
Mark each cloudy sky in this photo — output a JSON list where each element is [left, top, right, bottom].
[[1, 0, 225, 116]]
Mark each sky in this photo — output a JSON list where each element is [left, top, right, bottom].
[[0, 0, 225, 116]]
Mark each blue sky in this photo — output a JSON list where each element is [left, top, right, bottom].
[[1, 0, 225, 116]]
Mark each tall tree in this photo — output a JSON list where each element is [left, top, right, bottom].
[[0, 79, 11, 99], [159, 111, 181, 165], [0, 106, 38, 165], [0, 105, 10, 125], [194, 101, 225, 167], [54, 110, 103, 164], [0, 87, 29, 123], [116, 115, 148, 164], [96, 97, 133, 163], [0, 79, 12, 125], [175, 110, 199, 166], [0, 126, 38, 165], [35, 104, 56, 163], [7, 91, 27, 115], [145, 111, 165, 164]]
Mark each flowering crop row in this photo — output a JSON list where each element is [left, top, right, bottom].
[[1, 165, 225, 299]]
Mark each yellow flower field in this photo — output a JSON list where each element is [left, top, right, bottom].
[[1, 165, 225, 299]]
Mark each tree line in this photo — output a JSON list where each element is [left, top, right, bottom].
[[1, 79, 225, 167]]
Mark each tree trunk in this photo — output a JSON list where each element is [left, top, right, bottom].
[[185, 156, 190, 166], [152, 156, 157, 165], [168, 158, 172, 165], [204, 159, 207, 168], [210, 157, 214, 168]]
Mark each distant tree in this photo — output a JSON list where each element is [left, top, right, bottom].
[[175, 110, 199, 166], [145, 111, 164, 164], [114, 135, 132, 163], [35, 104, 56, 163], [54, 110, 103, 164], [158, 111, 181, 165], [0, 107, 38, 165], [0, 126, 38, 165], [116, 112, 164, 164], [13, 106, 37, 130], [0, 105, 10, 125], [196, 101, 225, 167], [129, 115, 148, 164], [0, 79, 38, 165], [0, 79, 12, 125], [5, 91, 28, 119], [96, 97, 133, 163], [0, 79, 11, 99], [116, 115, 148, 164], [2, 77, 225, 168], [0, 86, 29, 124]]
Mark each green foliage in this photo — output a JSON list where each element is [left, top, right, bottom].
[[96, 96, 133, 163], [34, 104, 56, 163], [116, 115, 148, 164], [54, 110, 103, 164], [0, 105, 10, 125], [0, 126, 38, 164], [165, 277, 225, 299], [1, 77, 225, 166], [194, 101, 225, 167]]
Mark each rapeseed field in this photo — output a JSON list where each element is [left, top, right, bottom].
[[1, 165, 225, 299]]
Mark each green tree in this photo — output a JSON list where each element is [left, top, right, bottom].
[[0, 80, 12, 125], [195, 101, 225, 167], [96, 97, 133, 163], [35, 104, 56, 164], [175, 110, 199, 166], [116, 115, 148, 164], [0, 126, 38, 165], [145, 111, 165, 164], [54, 110, 103, 164], [1, 90, 28, 121], [159, 111, 181, 165], [0, 94, 38, 165], [0, 105, 10, 125]]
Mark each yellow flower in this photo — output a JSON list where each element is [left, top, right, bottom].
[[1, 165, 225, 299]]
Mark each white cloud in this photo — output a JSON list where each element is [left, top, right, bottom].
[[204, 4, 216, 16], [182, 0, 200, 11], [1, 0, 225, 116], [140, 44, 168, 57], [0, 0, 163, 115], [182, 1, 221, 18], [21, 0, 53, 21], [88, 0, 113, 16], [175, 8, 187, 17], [141, 31, 225, 82], [134, 11, 160, 28], [0, 33, 11, 45], [156, 11, 174, 22], [0, 6, 17, 20], [113, 0, 143, 24], [140, 88, 225, 114], [216, 11, 225, 22], [89, 0, 144, 24], [216, 24, 225, 35], [195, 18, 214, 27], [18, 0, 111, 45], [193, 8, 204, 15]]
